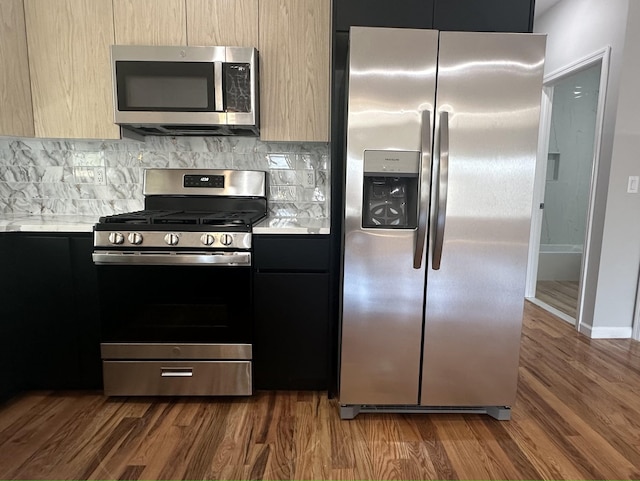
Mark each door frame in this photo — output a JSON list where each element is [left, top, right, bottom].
[[525, 46, 611, 332], [633, 271, 640, 341]]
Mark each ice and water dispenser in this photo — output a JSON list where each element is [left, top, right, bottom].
[[362, 150, 419, 229]]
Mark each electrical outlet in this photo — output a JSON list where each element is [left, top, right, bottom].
[[73, 166, 106, 185], [95, 167, 106, 185], [303, 170, 315, 188]]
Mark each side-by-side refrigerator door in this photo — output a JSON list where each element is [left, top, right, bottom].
[[420, 31, 546, 406], [340, 27, 438, 405]]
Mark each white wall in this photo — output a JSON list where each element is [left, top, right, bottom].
[[592, 1, 640, 337], [535, 0, 639, 337]]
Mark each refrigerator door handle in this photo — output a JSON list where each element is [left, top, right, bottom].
[[413, 109, 432, 269], [432, 111, 450, 270]]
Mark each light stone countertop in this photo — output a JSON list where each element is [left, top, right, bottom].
[[253, 217, 330, 235], [0, 214, 99, 233], [0, 214, 330, 235]]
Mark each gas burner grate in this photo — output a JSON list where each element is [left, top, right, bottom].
[[99, 210, 266, 228], [100, 210, 181, 224]]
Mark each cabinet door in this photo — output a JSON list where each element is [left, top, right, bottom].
[[254, 273, 330, 390], [186, 0, 258, 47], [114, 0, 186, 45], [24, 0, 120, 139], [334, 0, 434, 31], [0, 0, 34, 137], [0, 235, 20, 401], [259, 0, 330, 142], [433, 0, 534, 33], [13, 235, 80, 389], [69, 235, 102, 389]]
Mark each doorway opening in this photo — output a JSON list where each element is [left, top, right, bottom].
[[526, 48, 610, 330]]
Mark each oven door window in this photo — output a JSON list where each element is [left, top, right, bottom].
[[116, 61, 215, 112], [98, 265, 251, 343]]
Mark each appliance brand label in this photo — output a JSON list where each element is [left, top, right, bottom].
[[363, 150, 420, 175], [183, 174, 225, 188]]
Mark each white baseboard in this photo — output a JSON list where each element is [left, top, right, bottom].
[[579, 323, 633, 339], [526, 296, 633, 339]]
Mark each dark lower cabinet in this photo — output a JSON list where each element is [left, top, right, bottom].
[[253, 235, 331, 390], [69, 236, 102, 389], [5, 232, 101, 395], [13, 235, 78, 389], [0, 234, 20, 402], [254, 272, 330, 390]]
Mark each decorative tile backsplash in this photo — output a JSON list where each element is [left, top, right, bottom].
[[0, 136, 329, 219]]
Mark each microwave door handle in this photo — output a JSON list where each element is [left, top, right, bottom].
[[214, 61, 224, 111], [414, 109, 432, 269], [432, 111, 450, 270]]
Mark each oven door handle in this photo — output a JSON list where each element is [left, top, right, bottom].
[[92, 251, 251, 266]]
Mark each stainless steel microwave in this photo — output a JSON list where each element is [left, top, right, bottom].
[[111, 45, 259, 136]]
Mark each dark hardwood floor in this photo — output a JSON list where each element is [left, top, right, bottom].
[[1, 301, 640, 480]]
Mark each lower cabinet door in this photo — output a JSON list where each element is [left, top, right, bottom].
[[102, 361, 252, 396], [253, 273, 329, 390]]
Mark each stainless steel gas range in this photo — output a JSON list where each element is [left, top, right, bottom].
[[92, 168, 266, 396]]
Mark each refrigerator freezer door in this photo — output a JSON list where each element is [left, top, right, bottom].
[[421, 31, 546, 406], [340, 27, 438, 405]]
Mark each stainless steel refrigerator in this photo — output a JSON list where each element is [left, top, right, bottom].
[[339, 27, 546, 419]]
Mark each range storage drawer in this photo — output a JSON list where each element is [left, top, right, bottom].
[[103, 360, 252, 396]]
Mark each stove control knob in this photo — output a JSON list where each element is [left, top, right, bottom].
[[108, 232, 124, 245], [164, 233, 180, 246], [201, 233, 216, 246], [128, 232, 143, 245], [220, 233, 233, 246]]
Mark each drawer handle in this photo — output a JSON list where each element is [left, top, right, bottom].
[[161, 367, 193, 377]]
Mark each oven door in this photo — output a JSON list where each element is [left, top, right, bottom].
[[97, 263, 253, 396], [98, 264, 251, 344]]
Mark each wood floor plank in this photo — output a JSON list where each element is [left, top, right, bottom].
[[1, 300, 640, 479], [436, 415, 508, 480], [0, 393, 111, 479], [362, 415, 407, 479], [517, 369, 616, 479], [292, 392, 331, 480], [396, 441, 439, 480], [414, 416, 458, 479], [46, 397, 138, 479], [212, 400, 258, 480], [506, 417, 588, 480], [0, 391, 51, 433], [348, 425, 376, 479], [473, 417, 542, 480], [328, 399, 356, 470]]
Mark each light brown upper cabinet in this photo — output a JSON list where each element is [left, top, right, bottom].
[[259, 0, 331, 142], [0, 0, 34, 137], [113, 0, 186, 45], [24, 0, 120, 139], [186, 0, 258, 47]]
